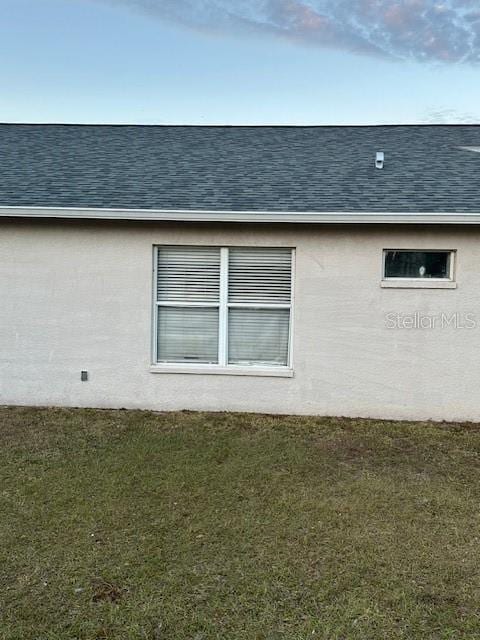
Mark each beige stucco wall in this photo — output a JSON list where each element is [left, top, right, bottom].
[[1, 218, 479, 422]]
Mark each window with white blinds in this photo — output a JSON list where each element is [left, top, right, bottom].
[[154, 246, 293, 368]]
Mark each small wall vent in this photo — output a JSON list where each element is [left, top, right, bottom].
[[375, 151, 385, 169]]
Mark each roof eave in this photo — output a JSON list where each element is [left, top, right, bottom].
[[0, 206, 480, 224]]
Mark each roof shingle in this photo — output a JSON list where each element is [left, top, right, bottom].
[[1, 124, 479, 213]]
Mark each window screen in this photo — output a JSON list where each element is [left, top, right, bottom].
[[227, 248, 292, 366], [156, 247, 220, 364]]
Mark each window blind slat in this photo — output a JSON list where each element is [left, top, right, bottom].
[[228, 308, 290, 366], [157, 246, 221, 302], [228, 248, 292, 304]]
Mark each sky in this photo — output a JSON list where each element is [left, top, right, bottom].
[[0, 0, 479, 125]]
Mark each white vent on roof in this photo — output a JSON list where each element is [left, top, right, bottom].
[[458, 146, 480, 153], [375, 151, 385, 169]]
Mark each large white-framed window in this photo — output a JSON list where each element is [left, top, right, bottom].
[[381, 249, 457, 289], [152, 245, 294, 376]]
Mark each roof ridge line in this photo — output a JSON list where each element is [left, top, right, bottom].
[[0, 123, 479, 128]]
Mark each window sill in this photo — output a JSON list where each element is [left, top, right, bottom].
[[149, 365, 294, 378], [381, 280, 457, 289]]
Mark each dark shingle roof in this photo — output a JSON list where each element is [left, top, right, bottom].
[[1, 124, 479, 213]]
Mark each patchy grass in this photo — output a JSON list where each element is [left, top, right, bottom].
[[0, 407, 480, 639]]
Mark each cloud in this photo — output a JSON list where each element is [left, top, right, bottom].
[[95, 0, 480, 62], [423, 108, 480, 123]]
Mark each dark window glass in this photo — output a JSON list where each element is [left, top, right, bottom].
[[384, 251, 451, 279]]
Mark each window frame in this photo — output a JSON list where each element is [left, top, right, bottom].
[[381, 249, 457, 289], [151, 245, 295, 377]]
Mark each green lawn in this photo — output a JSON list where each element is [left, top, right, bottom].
[[1, 407, 480, 639]]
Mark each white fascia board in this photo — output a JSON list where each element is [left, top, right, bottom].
[[1, 206, 480, 224]]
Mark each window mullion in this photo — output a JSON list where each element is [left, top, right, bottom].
[[218, 247, 229, 366]]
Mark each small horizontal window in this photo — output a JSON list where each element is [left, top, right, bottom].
[[383, 250, 454, 280]]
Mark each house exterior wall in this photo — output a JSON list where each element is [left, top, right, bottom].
[[1, 218, 479, 422]]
